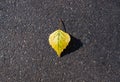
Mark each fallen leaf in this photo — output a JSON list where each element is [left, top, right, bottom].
[[49, 29, 71, 57]]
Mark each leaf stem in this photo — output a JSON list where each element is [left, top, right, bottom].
[[59, 18, 62, 29], [58, 18, 66, 32]]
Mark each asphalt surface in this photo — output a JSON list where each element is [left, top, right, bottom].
[[0, 0, 120, 82]]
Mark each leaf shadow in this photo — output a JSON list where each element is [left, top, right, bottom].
[[61, 35, 83, 57]]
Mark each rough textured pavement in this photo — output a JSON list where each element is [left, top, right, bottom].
[[0, 0, 120, 82]]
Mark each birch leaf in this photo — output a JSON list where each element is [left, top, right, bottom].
[[49, 29, 71, 57]]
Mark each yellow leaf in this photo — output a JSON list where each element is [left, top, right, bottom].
[[49, 29, 71, 57]]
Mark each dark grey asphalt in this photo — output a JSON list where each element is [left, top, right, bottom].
[[0, 0, 120, 82]]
